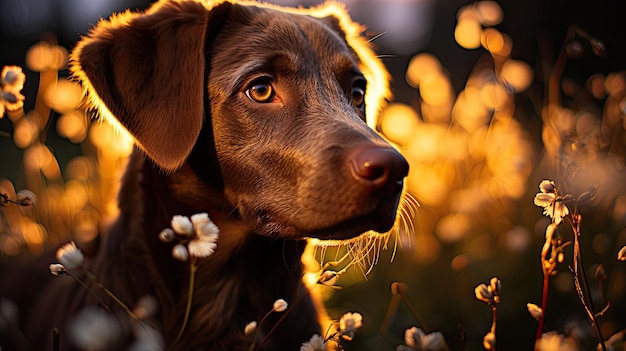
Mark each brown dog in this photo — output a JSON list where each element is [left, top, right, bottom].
[[3, 0, 409, 350]]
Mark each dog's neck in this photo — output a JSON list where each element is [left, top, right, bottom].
[[96, 150, 319, 350]]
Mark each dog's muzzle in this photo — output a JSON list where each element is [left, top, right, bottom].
[[348, 145, 409, 196]]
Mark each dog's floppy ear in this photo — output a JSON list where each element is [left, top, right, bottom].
[[71, 1, 231, 171]]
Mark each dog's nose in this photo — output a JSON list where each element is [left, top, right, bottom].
[[348, 145, 409, 193]]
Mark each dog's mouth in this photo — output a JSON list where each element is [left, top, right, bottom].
[[249, 185, 405, 240]]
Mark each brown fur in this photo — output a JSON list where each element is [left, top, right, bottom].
[[1, 1, 409, 350]]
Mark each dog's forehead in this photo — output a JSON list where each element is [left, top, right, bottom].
[[211, 4, 359, 78]]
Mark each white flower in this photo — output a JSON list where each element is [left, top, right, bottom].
[[171, 215, 193, 236], [172, 244, 189, 262], [244, 321, 257, 336], [56, 241, 84, 269], [475, 277, 501, 304], [618, 246, 626, 261], [300, 334, 327, 351], [402, 327, 448, 351], [534, 180, 569, 225], [483, 331, 496, 350], [161, 213, 220, 259], [69, 306, 123, 350], [527, 303, 543, 321], [339, 312, 363, 341], [49, 263, 68, 276], [273, 299, 288, 312], [535, 331, 578, 351]]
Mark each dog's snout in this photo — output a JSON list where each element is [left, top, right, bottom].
[[348, 145, 409, 193]]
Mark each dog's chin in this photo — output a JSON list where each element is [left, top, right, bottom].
[[252, 202, 399, 241]]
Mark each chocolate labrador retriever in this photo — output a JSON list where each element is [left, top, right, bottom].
[[2, 0, 409, 350]]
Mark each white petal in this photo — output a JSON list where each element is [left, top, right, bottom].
[[190, 213, 210, 227], [404, 326, 425, 347], [534, 193, 555, 207], [188, 240, 216, 258], [539, 180, 556, 194], [171, 216, 193, 236], [196, 222, 219, 240], [56, 241, 84, 269]]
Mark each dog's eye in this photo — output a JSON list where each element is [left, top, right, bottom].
[[246, 79, 275, 103], [351, 78, 366, 109], [351, 86, 365, 109]]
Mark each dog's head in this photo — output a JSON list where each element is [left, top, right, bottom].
[[71, 0, 409, 241]]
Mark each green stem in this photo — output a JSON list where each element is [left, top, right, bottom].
[[169, 256, 198, 350]]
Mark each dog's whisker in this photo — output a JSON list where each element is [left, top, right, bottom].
[[367, 31, 387, 44]]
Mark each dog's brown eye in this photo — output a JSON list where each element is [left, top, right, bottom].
[[351, 86, 365, 108], [246, 80, 275, 103]]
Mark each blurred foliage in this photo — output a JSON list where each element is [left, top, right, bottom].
[[1, 1, 626, 350]]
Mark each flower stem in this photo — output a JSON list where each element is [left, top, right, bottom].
[[169, 256, 198, 350], [569, 216, 606, 351], [535, 273, 550, 340]]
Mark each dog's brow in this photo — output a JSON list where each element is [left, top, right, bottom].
[[226, 53, 300, 94]]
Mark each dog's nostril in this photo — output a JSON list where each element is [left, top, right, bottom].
[[349, 146, 409, 191]]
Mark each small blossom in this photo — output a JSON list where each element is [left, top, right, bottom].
[[475, 277, 501, 305], [405, 326, 425, 347], [300, 334, 327, 351], [474, 283, 492, 303], [158, 228, 175, 243], [401, 326, 448, 351], [339, 312, 363, 341], [483, 331, 496, 350], [618, 246, 626, 261], [69, 306, 123, 350], [421, 332, 447, 351], [49, 263, 68, 276], [273, 299, 288, 312], [171, 215, 193, 236], [535, 331, 578, 351], [0, 66, 26, 115], [527, 303, 543, 321], [533, 180, 569, 225], [56, 241, 84, 269], [133, 295, 158, 320], [161, 213, 220, 259], [172, 244, 189, 262], [244, 321, 257, 336]]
